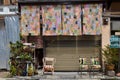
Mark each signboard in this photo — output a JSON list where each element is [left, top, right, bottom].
[[110, 35, 120, 48]]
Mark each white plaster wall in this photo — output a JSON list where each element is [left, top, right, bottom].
[[102, 18, 111, 49], [101, 18, 111, 71]]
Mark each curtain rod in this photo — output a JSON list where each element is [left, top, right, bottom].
[[0, 14, 19, 19], [0, 14, 18, 16]]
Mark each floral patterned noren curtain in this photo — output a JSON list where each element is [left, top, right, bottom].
[[21, 6, 40, 36], [62, 5, 82, 36], [40, 4, 102, 36], [83, 4, 102, 35], [42, 5, 62, 36]]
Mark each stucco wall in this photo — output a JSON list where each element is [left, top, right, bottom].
[[102, 18, 110, 49], [101, 17, 111, 71]]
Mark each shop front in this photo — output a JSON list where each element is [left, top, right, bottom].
[[18, 0, 105, 71]]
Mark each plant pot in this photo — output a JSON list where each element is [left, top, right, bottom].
[[106, 64, 115, 70]]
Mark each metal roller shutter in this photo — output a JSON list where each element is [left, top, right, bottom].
[[45, 40, 100, 71]]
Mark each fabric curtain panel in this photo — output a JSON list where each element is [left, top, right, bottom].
[[42, 5, 82, 36], [0, 16, 19, 70], [0, 19, 9, 69], [41, 4, 103, 36], [42, 5, 62, 36], [5, 16, 20, 70], [5, 16, 20, 43], [21, 6, 40, 36], [62, 5, 82, 35], [82, 4, 102, 35]]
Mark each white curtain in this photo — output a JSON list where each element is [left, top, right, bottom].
[[5, 16, 20, 43], [0, 16, 20, 70], [0, 19, 8, 69]]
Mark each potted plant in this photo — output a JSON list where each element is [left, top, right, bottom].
[[9, 41, 33, 76], [102, 45, 119, 71]]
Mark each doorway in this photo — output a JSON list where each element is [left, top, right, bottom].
[[35, 48, 43, 69]]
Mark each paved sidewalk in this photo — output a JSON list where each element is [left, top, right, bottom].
[[8, 72, 104, 80], [0, 70, 120, 80]]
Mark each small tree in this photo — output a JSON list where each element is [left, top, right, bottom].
[[102, 45, 119, 71]]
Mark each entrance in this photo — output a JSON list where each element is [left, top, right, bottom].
[[27, 36, 43, 69], [35, 48, 43, 69]]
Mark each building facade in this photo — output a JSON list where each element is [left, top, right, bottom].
[[18, 0, 109, 71]]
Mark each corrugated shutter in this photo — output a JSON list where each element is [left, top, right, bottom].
[[46, 40, 100, 71]]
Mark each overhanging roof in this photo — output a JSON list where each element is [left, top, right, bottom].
[[18, 0, 120, 17], [18, 0, 105, 2], [103, 1, 120, 17], [18, 0, 106, 4], [109, 2, 120, 12]]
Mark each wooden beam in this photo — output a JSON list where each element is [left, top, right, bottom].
[[18, 0, 105, 5], [103, 11, 120, 17], [0, 16, 4, 19], [3, 0, 10, 5], [3, 0, 18, 5]]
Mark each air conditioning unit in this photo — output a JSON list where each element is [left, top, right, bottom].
[[0, 5, 18, 15]]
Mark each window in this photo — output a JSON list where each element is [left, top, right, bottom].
[[112, 21, 120, 31]]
